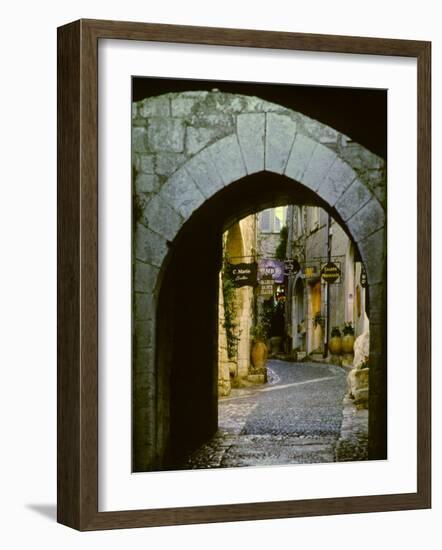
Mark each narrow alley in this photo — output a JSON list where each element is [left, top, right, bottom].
[[184, 360, 349, 469]]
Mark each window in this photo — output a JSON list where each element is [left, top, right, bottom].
[[259, 207, 287, 233]]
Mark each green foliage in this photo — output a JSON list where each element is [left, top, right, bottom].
[[342, 322, 355, 336], [261, 297, 285, 338], [222, 254, 241, 360], [331, 326, 341, 338], [251, 323, 268, 342], [275, 226, 288, 261], [313, 312, 325, 329]]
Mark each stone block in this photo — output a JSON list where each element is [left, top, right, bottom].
[[347, 197, 385, 243], [155, 153, 185, 176], [132, 127, 147, 153], [186, 126, 220, 156], [357, 228, 386, 286], [284, 133, 317, 182], [301, 144, 337, 192], [141, 194, 183, 242], [316, 156, 357, 207], [353, 331, 370, 369], [159, 168, 206, 219], [135, 173, 160, 194], [300, 116, 341, 145], [171, 96, 197, 117], [340, 142, 384, 172], [134, 261, 159, 294], [134, 320, 155, 351], [139, 96, 170, 118], [133, 346, 155, 377], [184, 148, 225, 198], [138, 154, 155, 174], [366, 283, 386, 325], [247, 374, 266, 384], [134, 293, 155, 322], [265, 113, 297, 174], [147, 118, 185, 153], [236, 113, 265, 174], [135, 223, 168, 267], [206, 135, 247, 186], [334, 178, 373, 222]]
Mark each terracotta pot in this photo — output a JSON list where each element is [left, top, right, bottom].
[[329, 336, 342, 355], [251, 340, 268, 369], [342, 334, 355, 354]]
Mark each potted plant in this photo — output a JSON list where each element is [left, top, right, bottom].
[[342, 322, 355, 354], [329, 326, 342, 355]]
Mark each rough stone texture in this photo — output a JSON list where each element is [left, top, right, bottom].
[[265, 113, 297, 174], [353, 331, 370, 369], [155, 153, 185, 177], [348, 368, 369, 409], [134, 261, 159, 294], [316, 156, 357, 207], [132, 126, 148, 153], [134, 293, 155, 322], [139, 96, 171, 118], [147, 118, 185, 153], [158, 167, 206, 219], [141, 194, 183, 242], [137, 154, 155, 174], [335, 396, 368, 461], [347, 196, 385, 243], [135, 173, 161, 194], [358, 228, 386, 286], [237, 113, 265, 174], [334, 178, 373, 222], [184, 148, 225, 198], [301, 144, 337, 192], [366, 282, 385, 325], [207, 135, 247, 186], [135, 223, 168, 268], [185, 126, 219, 156], [285, 134, 317, 182]]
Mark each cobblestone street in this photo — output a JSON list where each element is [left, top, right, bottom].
[[183, 360, 353, 469]]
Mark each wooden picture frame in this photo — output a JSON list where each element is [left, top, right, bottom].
[[57, 18, 431, 530]]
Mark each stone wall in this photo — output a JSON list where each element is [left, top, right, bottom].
[[218, 215, 256, 395]]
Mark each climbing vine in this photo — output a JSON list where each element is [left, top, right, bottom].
[[275, 225, 288, 260], [222, 254, 242, 360]]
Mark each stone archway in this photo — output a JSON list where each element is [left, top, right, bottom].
[[132, 91, 386, 471]]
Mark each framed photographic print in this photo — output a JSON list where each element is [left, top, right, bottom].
[[57, 19, 431, 530]]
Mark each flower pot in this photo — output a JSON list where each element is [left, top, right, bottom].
[[329, 335, 342, 355], [251, 340, 268, 369], [342, 334, 355, 354]]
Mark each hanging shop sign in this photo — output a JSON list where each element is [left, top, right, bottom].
[[258, 259, 285, 283], [302, 264, 318, 278], [258, 281, 274, 297], [321, 261, 341, 283], [228, 262, 257, 287], [360, 264, 368, 288]]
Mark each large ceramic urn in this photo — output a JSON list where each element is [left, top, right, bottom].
[[251, 340, 268, 369]]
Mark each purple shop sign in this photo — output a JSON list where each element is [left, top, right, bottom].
[[258, 259, 285, 283]]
